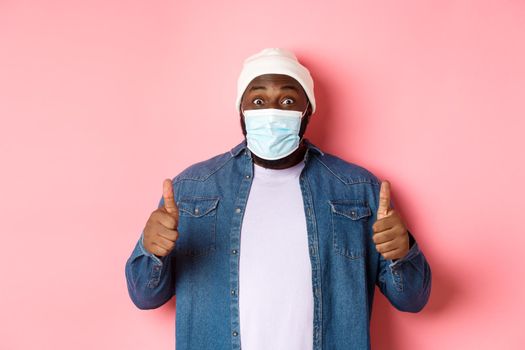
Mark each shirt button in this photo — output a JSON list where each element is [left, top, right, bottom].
[[245, 175, 250, 179], [232, 249, 238, 254], [235, 208, 241, 213], [231, 289, 236, 295], [194, 208, 199, 214], [232, 331, 238, 337]]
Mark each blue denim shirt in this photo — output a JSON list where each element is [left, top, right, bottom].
[[125, 139, 432, 350]]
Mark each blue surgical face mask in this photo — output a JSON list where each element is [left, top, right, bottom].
[[242, 103, 309, 160]]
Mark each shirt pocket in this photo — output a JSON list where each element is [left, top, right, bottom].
[[329, 200, 372, 260], [175, 197, 219, 257]]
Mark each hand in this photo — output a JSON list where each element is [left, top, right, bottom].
[[143, 179, 180, 258], [372, 180, 409, 260]]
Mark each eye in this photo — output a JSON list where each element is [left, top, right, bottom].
[[252, 98, 264, 106], [281, 97, 295, 105]]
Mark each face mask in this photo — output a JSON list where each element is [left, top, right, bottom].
[[242, 103, 309, 160]]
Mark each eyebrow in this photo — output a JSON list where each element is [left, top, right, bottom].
[[249, 86, 267, 91], [248, 85, 299, 92], [280, 85, 299, 91]]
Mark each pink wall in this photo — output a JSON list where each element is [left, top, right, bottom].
[[1, 1, 524, 349]]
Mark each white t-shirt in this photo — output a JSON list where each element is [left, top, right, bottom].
[[239, 160, 313, 350]]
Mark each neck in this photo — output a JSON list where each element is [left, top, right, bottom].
[[251, 140, 308, 169]]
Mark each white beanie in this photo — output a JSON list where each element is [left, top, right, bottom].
[[235, 48, 316, 113]]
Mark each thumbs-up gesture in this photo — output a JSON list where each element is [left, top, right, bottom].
[[372, 180, 410, 260], [143, 179, 180, 258]]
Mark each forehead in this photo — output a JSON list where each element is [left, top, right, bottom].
[[246, 74, 302, 89]]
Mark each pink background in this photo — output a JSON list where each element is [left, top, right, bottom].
[[1, 1, 524, 349]]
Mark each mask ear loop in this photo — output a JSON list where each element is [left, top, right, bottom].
[[301, 100, 310, 119], [298, 100, 311, 146]]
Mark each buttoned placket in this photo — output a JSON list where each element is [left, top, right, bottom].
[[228, 150, 255, 349], [300, 148, 323, 350]]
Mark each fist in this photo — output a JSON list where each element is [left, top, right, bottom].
[[143, 179, 180, 258], [372, 180, 409, 261]]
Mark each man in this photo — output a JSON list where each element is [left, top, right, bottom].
[[125, 48, 432, 350]]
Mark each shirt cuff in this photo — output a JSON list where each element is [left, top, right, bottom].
[[140, 231, 164, 266], [388, 231, 420, 269]]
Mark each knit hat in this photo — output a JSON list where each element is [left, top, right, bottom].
[[235, 48, 316, 113]]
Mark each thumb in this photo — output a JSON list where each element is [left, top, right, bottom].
[[377, 180, 391, 220], [162, 178, 179, 219]]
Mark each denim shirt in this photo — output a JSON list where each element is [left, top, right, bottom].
[[125, 139, 432, 350]]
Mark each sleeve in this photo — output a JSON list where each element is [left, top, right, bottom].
[[373, 188, 432, 313], [124, 192, 176, 310]]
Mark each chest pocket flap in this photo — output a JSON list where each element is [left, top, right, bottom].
[[178, 198, 219, 218], [329, 201, 371, 220]]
